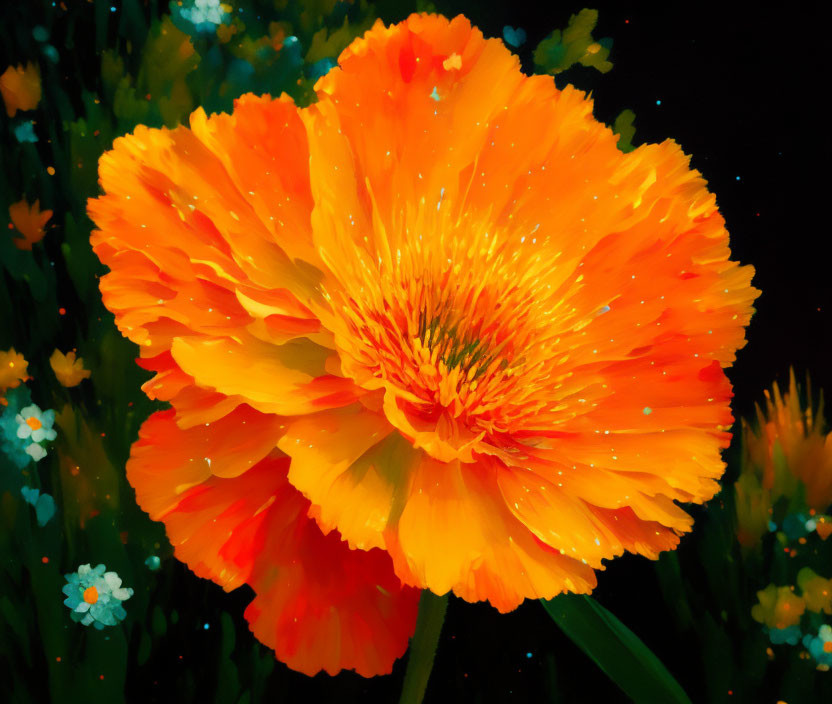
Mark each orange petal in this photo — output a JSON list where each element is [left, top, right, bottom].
[[388, 454, 596, 611], [88, 95, 347, 418], [277, 405, 409, 550], [128, 406, 286, 518], [188, 94, 323, 272], [128, 410, 419, 675], [307, 14, 525, 238], [280, 412, 598, 609], [244, 461, 419, 676], [170, 334, 363, 416]]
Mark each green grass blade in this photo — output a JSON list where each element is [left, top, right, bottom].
[[542, 595, 691, 704]]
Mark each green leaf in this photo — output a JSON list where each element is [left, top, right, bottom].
[[542, 595, 691, 704], [613, 109, 637, 153]]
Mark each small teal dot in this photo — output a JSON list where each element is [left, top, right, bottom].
[[736, 176, 741, 181], [204, 623, 210, 630], [430, 86, 440, 102], [110, 6, 116, 12], [642, 406, 652, 415], [526, 652, 533, 659], [655, 99, 661, 106]]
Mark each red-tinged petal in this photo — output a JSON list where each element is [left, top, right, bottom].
[[127, 410, 419, 675], [244, 466, 420, 676]]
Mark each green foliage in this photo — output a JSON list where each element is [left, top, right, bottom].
[[613, 108, 636, 153], [533, 9, 613, 76], [542, 594, 692, 704], [0, 1, 385, 701]]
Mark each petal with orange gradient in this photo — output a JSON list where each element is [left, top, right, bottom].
[[89, 93, 361, 416], [387, 454, 597, 612], [244, 462, 420, 677], [277, 404, 409, 550], [127, 408, 418, 676]]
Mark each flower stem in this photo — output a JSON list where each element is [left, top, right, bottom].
[[398, 590, 449, 704]]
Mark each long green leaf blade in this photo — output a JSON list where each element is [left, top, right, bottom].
[[542, 595, 692, 704]]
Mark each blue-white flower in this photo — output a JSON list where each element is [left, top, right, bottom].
[[0, 386, 35, 468], [174, 0, 229, 32], [768, 625, 801, 645], [802, 624, 832, 669], [15, 403, 57, 461], [62, 564, 134, 629]]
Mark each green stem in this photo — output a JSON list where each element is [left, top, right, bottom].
[[398, 590, 449, 704]]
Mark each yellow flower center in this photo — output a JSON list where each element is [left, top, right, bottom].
[[824, 641, 832, 654], [83, 586, 99, 604], [329, 251, 574, 462], [26, 416, 42, 431]]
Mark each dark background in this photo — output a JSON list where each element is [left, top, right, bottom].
[[417, 6, 831, 702], [1, 1, 830, 702]]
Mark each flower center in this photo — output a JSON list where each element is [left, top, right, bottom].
[[824, 641, 832, 654], [318, 213, 601, 462], [83, 586, 99, 604], [332, 269, 563, 461], [26, 416, 42, 431]]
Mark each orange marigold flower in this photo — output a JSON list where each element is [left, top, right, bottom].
[[49, 349, 92, 387], [88, 13, 758, 669], [0, 62, 41, 117], [797, 567, 832, 615], [8, 199, 52, 250], [0, 348, 29, 402], [742, 369, 832, 512], [751, 584, 805, 630]]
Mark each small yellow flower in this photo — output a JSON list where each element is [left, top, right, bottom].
[[50, 350, 91, 388], [751, 584, 805, 629], [798, 567, 832, 614], [0, 62, 41, 117], [0, 348, 29, 402], [8, 199, 52, 250]]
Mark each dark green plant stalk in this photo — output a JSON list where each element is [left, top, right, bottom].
[[398, 590, 449, 704]]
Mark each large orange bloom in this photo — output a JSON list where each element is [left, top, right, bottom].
[[89, 13, 758, 671]]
